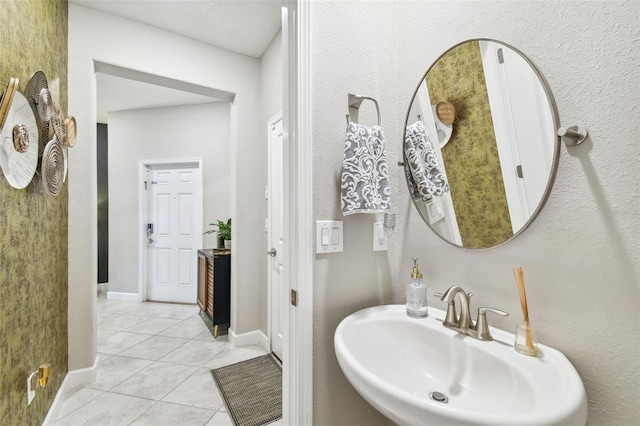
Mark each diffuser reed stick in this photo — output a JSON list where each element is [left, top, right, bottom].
[[513, 266, 536, 353]]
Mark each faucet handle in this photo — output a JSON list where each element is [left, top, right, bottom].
[[434, 292, 459, 327], [475, 307, 508, 341]]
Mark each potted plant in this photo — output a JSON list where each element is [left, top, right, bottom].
[[204, 218, 231, 249]]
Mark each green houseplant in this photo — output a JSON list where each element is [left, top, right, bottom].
[[204, 218, 231, 249]]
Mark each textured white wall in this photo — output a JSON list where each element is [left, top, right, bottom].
[[311, 1, 400, 424], [259, 31, 283, 334], [311, 0, 639, 425], [397, 1, 639, 425], [68, 3, 264, 369], [107, 103, 231, 294]]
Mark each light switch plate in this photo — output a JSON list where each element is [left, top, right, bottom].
[[316, 220, 343, 253]]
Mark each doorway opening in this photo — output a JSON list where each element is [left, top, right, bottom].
[[267, 112, 284, 361]]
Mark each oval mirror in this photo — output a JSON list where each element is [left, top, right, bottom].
[[403, 39, 560, 249]]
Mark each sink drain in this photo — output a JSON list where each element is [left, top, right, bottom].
[[429, 391, 449, 404]]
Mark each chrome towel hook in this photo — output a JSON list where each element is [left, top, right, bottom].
[[345, 93, 381, 126]]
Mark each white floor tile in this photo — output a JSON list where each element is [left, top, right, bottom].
[[97, 331, 151, 354], [87, 355, 153, 391], [162, 368, 223, 410], [192, 329, 216, 341], [58, 297, 280, 425], [125, 317, 182, 335], [129, 401, 215, 426], [119, 335, 189, 360], [99, 314, 151, 331], [55, 386, 104, 420], [97, 328, 117, 340], [156, 305, 201, 320], [160, 339, 227, 366], [157, 316, 211, 339], [97, 311, 119, 327], [205, 411, 234, 426], [110, 361, 198, 400], [54, 392, 155, 426], [97, 353, 114, 364], [205, 345, 267, 369]]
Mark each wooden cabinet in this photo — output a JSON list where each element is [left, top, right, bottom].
[[197, 253, 208, 311], [197, 249, 231, 337]]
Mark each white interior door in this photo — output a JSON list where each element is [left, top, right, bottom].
[[147, 164, 202, 303], [268, 113, 285, 360], [480, 41, 554, 231]]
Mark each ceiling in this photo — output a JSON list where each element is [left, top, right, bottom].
[[96, 73, 225, 123], [69, 0, 282, 122]]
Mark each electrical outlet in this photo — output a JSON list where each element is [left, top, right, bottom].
[[373, 221, 387, 251], [27, 371, 37, 405]]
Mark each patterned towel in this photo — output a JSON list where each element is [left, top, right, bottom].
[[404, 121, 450, 202], [341, 121, 390, 215]]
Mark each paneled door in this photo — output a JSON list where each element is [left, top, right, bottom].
[[147, 165, 202, 303], [268, 113, 285, 360]]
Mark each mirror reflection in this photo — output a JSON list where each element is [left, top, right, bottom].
[[404, 39, 559, 249]]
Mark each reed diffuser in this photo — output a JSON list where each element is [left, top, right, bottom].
[[513, 266, 537, 356]]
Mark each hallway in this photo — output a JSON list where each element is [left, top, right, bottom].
[[53, 296, 274, 425]]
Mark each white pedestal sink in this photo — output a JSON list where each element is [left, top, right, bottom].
[[334, 305, 587, 426]]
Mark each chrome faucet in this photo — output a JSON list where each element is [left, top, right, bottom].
[[440, 286, 473, 329], [437, 286, 508, 341]]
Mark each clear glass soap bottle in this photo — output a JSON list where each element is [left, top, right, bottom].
[[406, 257, 428, 318]]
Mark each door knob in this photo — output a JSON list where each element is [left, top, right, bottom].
[[267, 248, 277, 257]]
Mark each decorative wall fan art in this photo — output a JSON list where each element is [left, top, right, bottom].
[[24, 71, 51, 150], [41, 137, 66, 196], [0, 88, 39, 189], [0, 71, 76, 194]]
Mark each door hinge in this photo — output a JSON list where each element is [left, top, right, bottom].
[[516, 165, 524, 178], [291, 289, 298, 307], [144, 181, 148, 190], [497, 48, 504, 64], [151, 181, 158, 185]]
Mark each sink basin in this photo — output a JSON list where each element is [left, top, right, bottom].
[[334, 305, 587, 426]]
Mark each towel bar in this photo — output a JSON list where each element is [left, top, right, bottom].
[[557, 125, 588, 146], [345, 93, 381, 126]]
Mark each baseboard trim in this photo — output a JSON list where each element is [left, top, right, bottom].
[[42, 355, 100, 425], [107, 291, 140, 302], [228, 328, 269, 352]]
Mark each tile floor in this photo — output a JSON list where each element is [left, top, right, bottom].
[[53, 296, 278, 426]]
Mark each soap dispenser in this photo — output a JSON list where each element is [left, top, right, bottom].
[[406, 257, 428, 318]]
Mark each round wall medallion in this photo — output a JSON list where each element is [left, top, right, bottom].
[[65, 116, 77, 147], [24, 72, 52, 152], [49, 101, 67, 146], [37, 88, 53, 121], [0, 91, 39, 189], [42, 138, 65, 196], [12, 123, 30, 153], [435, 101, 456, 125]]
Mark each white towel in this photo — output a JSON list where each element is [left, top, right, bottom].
[[404, 121, 450, 202], [341, 121, 390, 215]]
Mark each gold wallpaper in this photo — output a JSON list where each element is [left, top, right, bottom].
[[0, 0, 68, 424], [426, 40, 513, 248]]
